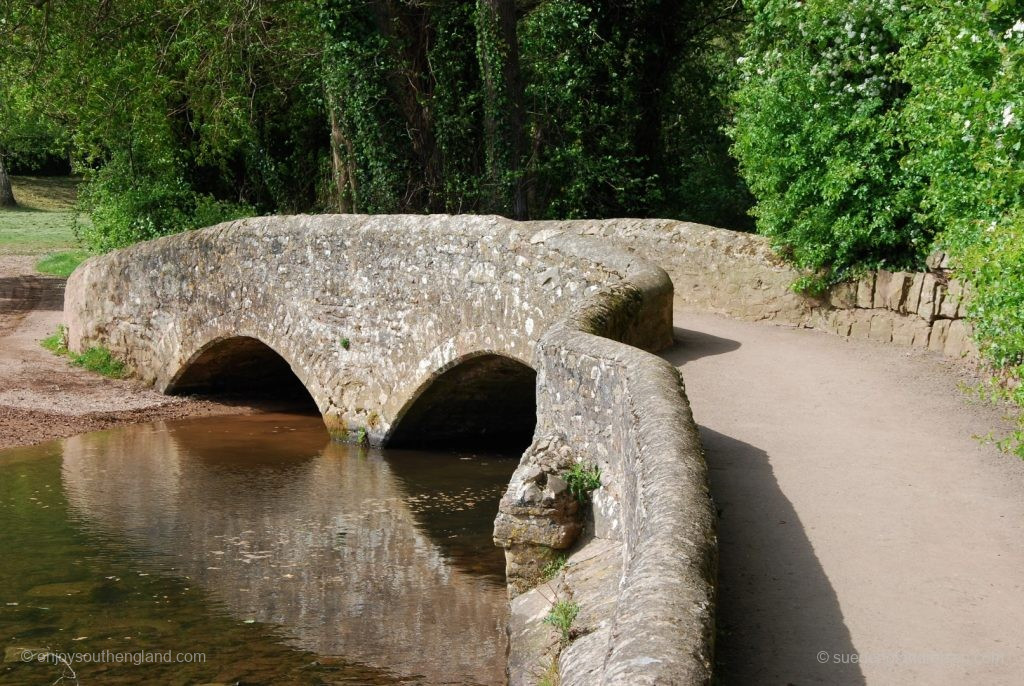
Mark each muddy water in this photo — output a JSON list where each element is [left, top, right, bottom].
[[0, 413, 516, 685]]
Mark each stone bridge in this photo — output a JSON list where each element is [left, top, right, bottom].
[[65, 214, 717, 685]]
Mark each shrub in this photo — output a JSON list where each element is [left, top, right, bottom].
[[730, 0, 928, 287], [733, 0, 1024, 453], [77, 155, 253, 252]]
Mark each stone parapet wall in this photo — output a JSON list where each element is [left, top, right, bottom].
[[817, 261, 976, 359], [545, 219, 978, 360], [498, 233, 716, 686]]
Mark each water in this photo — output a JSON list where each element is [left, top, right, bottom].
[[0, 413, 515, 685]]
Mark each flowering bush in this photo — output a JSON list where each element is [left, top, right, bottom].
[[732, 0, 1024, 449], [730, 0, 925, 287]]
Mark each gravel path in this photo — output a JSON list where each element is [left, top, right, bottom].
[[666, 308, 1024, 685]]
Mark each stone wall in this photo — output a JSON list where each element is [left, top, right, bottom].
[[815, 257, 976, 359], [64, 215, 718, 685], [496, 235, 716, 685], [543, 219, 977, 360]]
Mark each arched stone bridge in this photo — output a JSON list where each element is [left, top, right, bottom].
[[64, 214, 717, 685], [67, 215, 670, 446]]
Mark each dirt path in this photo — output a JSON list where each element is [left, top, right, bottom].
[[0, 256, 255, 449], [665, 308, 1024, 685]]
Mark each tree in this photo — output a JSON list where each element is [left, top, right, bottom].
[[0, 154, 15, 207], [477, 0, 528, 219]]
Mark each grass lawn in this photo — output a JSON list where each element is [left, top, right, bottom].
[[0, 177, 91, 263]]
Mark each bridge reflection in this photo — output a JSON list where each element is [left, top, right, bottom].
[[60, 413, 512, 685]]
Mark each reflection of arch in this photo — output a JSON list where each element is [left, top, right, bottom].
[[386, 352, 537, 451], [165, 335, 316, 409]]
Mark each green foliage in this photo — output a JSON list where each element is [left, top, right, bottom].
[[540, 554, 568, 582], [5, 0, 321, 250], [543, 599, 580, 646], [898, 3, 1024, 454], [77, 155, 253, 252], [564, 463, 602, 504], [899, 3, 1024, 369], [731, 0, 928, 283], [35, 251, 90, 278], [41, 325, 126, 379]]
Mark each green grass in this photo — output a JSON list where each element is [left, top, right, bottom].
[[0, 176, 89, 256], [41, 325, 126, 379], [35, 250, 91, 277]]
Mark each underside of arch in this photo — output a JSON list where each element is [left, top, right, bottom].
[[167, 336, 317, 410], [386, 353, 537, 452]]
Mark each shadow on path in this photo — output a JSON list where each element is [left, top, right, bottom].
[[701, 426, 865, 685], [662, 326, 741, 365]]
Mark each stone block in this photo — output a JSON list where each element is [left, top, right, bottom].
[[873, 270, 892, 309], [849, 311, 872, 339], [891, 316, 928, 347], [827, 309, 853, 337], [905, 272, 925, 315], [929, 319, 951, 352], [868, 312, 894, 343], [856, 274, 875, 308], [926, 250, 946, 269], [943, 319, 978, 359], [829, 281, 857, 309], [917, 273, 938, 322], [940, 280, 962, 319], [885, 271, 912, 312]]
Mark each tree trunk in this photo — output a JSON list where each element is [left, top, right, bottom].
[[0, 153, 16, 208], [329, 107, 358, 213], [477, 0, 528, 220]]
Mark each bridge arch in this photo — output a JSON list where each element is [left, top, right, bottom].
[[385, 351, 536, 451], [166, 334, 317, 410]]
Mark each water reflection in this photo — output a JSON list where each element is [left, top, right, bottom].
[[59, 413, 513, 685]]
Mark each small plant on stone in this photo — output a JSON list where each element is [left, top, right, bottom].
[[339, 337, 351, 350], [537, 655, 560, 686], [355, 427, 368, 445], [564, 463, 602, 504], [540, 554, 568, 583], [544, 599, 580, 646]]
